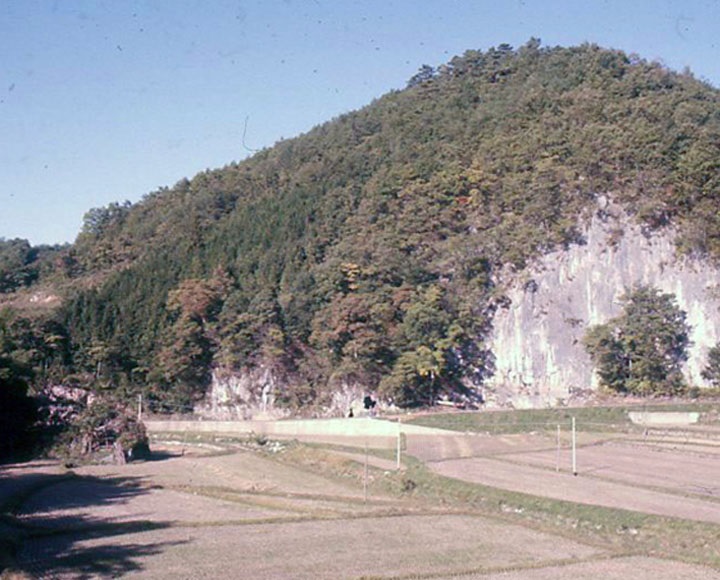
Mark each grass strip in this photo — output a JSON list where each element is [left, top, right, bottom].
[[272, 442, 720, 570], [407, 403, 720, 434]]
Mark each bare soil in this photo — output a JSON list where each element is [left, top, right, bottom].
[[408, 432, 720, 524], [45, 514, 602, 580], [503, 440, 720, 497], [441, 556, 720, 580], [4, 422, 720, 578]]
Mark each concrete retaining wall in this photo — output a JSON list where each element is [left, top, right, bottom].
[[145, 417, 453, 439], [628, 412, 700, 426]]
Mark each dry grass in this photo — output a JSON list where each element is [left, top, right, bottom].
[[3, 431, 720, 578]]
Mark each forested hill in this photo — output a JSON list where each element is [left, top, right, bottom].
[[3, 40, 720, 414]]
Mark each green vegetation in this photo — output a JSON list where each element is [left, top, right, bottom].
[[0, 239, 65, 295], [584, 287, 690, 395], [3, 41, 720, 420], [0, 310, 38, 461], [407, 401, 719, 433], [702, 344, 720, 387], [270, 440, 720, 569], [56, 397, 149, 464]]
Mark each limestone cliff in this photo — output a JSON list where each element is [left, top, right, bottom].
[[195, 367, 286, 420], [200, 198, 720, 415], [486, 200, 720, 407], [196, 367, 369, 419]]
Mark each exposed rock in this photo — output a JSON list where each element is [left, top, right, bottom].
[[195, 366, 289, 420], [199, 370, 375, 419], [29, 292, 60, 305], [329, 383, 367, 418], [38, 384, 91, 426], [199, 203, 720, 414], [486, 202, 720, 407]]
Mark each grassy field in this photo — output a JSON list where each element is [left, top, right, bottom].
[[406, 402, 720, 434], [393, 456, 720, 568]]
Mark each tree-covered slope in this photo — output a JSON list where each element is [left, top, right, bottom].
[[4, 41, 720, 411]]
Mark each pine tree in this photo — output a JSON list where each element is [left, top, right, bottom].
[[584, 286, 690, 395]]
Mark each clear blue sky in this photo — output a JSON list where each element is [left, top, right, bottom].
[[1, 0, 718, 245]]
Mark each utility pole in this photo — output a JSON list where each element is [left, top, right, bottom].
[[571, 417, 577, 476], [396, 421, 402, 470], [364, 441, 369, 504], [137, 394, 143, 422]]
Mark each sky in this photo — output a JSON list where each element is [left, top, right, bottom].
[[1, 0, 718, 246]]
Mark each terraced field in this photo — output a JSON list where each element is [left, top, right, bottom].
[[2, 412, 720, 578], [408, 431, 720, 524]]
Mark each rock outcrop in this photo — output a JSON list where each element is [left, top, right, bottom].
[[195, 366, 286, 420], [197, 367, 371, 419], [486, 200, 720, 407], [200, 202, 720, 413]]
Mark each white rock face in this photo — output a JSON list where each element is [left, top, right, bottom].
[[486, 204, 720, 406], [195, 366, 287, 420], [199, 367, 370, 419]]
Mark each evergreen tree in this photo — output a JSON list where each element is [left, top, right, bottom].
[[701, 344, 720, 388], [584, 286, 690, 395], [0, 310, 37, 459]]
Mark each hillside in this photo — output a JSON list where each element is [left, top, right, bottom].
[[2, 40, 720, 418]]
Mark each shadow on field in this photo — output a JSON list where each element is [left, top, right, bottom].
[[1, 466, 185, 578], [145, 450, 179, 462]]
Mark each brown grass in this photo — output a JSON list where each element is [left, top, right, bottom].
[[4, 434, 720, 578]]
